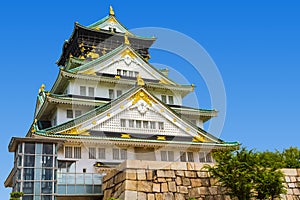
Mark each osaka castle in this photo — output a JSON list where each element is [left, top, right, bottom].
[[4, 6, 239, 200]]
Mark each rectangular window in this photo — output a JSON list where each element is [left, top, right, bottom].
[[129, 120, 134, 128], [168, 151, 174, 161], [161, 95, 167, 103], [143, 121, 149, 129], [113, 149, 120, 160], [89, 147, 96, 159], [129, 71, 133, 77], [123, 70, 127, 76], [75, 110, 82, 118], [80, 86, 86, 96], [187, 152, 194, 162], [158, 122, 164, 130], [206, 152, 212, 163], [67, 110, 73, 118], [74, 147, 81, 159], [98, 148, 106, 159], [180, 152, 187, 162], [88, 87, 95, 97], [161, 151, 167, 161], [43, 143, 53, 155], [120, 119, 126, 127], [150, 121, 156, 129], [109, 89, 114, 99], [117, 69, 121, 75], [168, 96, 174, 104], [136, 120, 141, 128], [65, 147, 73, 158], [117, 90, 122, 97], [199, 152, 205, 162], [121, 149, 127, 159]]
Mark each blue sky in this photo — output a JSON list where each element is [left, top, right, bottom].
[[1, 0, 300, 197]]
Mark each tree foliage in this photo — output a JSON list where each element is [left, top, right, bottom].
[[206, 147, 288, 200]]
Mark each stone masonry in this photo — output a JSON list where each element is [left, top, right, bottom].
[[102, 160, 300, 200]]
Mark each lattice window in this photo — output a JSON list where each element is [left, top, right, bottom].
[[89, 147, 96, 159], [187, 152, 194, 162], [98, 148, 106, 159], [74, 147, 81, 159], [80, 86, 86, 96], [65, 147, 73, 158]]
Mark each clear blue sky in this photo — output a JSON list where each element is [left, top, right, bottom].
[[1, 0, 299, 197]]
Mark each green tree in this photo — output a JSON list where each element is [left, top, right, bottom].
[[206, 147, 286, 200], [9, 192, 23, 200], [281, 147, 300, 168]]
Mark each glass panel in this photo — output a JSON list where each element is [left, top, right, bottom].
[[24, 143, 35, 154], [121, 149, 127, 160], [36, 143, 42, 155], [85, 174, 93, 184], [57, 173, 66, 184], [80, 86, 86, 96], [129, 120, 134, 128], [206, 152, 212, 163], [23, 182, 34, 194], [88, 87, 95, 97], [150, 121, 156, 129], [158, 122, 164, 130], [199, 152, 205, 162], [42, 169, 53, 180], [168, 96, 174, 104], [57, 185, 66, 194], [22, 195, 34, 200], [67, 174, 75, 184], [180, 152, 187, 162], [76, 174, 84, 184], [65, 147, 73, 158], [113, 149, 119, 160], [67, 185, 75, 194], [93, 174, 102, 184], [67, 110, 73, 118], [187, 152, 194, 162], [94, 185, 102, 194], [18, 155, 22, 166], [161, 95, 167, 103], [85, 185, 93, 194], [76, 185, 85, 194], [98, 148, 105, 159], [109, 89, 114, 99], [120, 119, 126, 127], [161, 151, 167, 161], [41, 182, 52, 194], [143, 121, 149, 129], [168, 151, 174, 161], [89, 148, 96, 159], [18, 143, 22, 153], [136, 120, 141, 128], [41, 195, 52, 200], [42, 156, 53, 167], [43, 144, 53, 155], [74, 147, 81, 159], [23, 168, 35, 180]]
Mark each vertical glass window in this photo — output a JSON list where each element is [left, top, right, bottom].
[[109, 89, 114, 99], [98, 148, 106, 159], [42, 156, 53, 167], [117, 90, 122, 97], [24, 155, 35, 167], [168, 151, 174, 161], [120, 119, 126, 127], [65, 147, 73, 158], [187, 152, 194, 162], [121, 149, 127, 160], [80, 86, 86, 96], [143, 121, 149, 129], [42, 169, 53, 180], [117, 69, 121, 75], [43, 143, 53, 155], [88, 87, 95, 97], [206, 152, 212, 163], [129, 120, 134, 128], [75, 110, 82, 118], [129, 71, 133, 77], [150, 121, 156, 129], [113, 149, 120, 160], [122, 70, 127, 76], [161, 95, 167, 103], [23, 182, 34, 194], [180, 152, 187, 162], [161, 151, 167, 161], [136, 120, 141, 128], [199, 152, 205, 162], [23, 168, 35, 180], [89, 147, 96, 159], [158, 122, 164, 130], [18, 143, 22, 153], [168, 96, 174, 104], [67, 110, 73, 118], [24, 143, 35, 154], [74, 147, 81, 159]]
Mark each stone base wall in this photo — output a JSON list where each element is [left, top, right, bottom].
[[102, 160, 300, 200]]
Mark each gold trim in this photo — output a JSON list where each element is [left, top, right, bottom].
[[131, 90, 156, 106], [109, 5, 115, 16], [121, 134, 131, 139], [157, 136, 166, 140]]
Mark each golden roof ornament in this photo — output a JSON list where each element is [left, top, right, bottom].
[[38, 84, 45, 94], [109, 5, 115, 16], [137, 74, 145, 86], [124, 31, 130, 45]]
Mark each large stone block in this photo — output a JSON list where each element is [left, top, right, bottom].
[[185, 171, 197, 178], [171, 162, 187, 170], [164, 192, 175, 200], [147, 161, 171, 170], [189, 187, 201, 198], [161, 182, 169, 192], [157, 170, 165, 178], [124, 190, 138, 200], [153, 183, 161, 192], [182, 177, 191, 186], [146, 170, 154, 180], [174, 193, 185, 200], [175, 176, 182, 185], [209, 186, 219, 195], [124, 180, 137, 191], [191, 178, 202, 187], [176, 170, 185, 176], [200, 187, 210, 195], [157, 178, 166, 182], [137, 192, 147, 199], [282, 169, 298, 176], [137, 169, 146, 180], [155, 193, 164, 200], [201, 178, 211, 187], [148, 193, 155, 200], [177, 186, 188, 194], [125, 169, 137, 180], [168, 181, 177, 192], [137, 181, 152, 192], [103, 188, 113, 200], [197, 171, 209, 178]]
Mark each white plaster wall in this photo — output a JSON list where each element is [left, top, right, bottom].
[[55, 105, 92, 125]]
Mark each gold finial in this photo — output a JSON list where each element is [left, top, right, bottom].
[[109, 5, 115, 16], [39, 84, 45, 94], [124, 31, 130, 45], [137, 74, 145, 86]]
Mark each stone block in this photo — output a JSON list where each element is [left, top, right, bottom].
[[175, 176, 182, 185], [176, 170, 185, 176], [209, 186, 218, 195], [164, 192, 175, 200], [288, 183, 295, 188], [174, 193, 185, 200], [171, 162, 187, 170], [155, 193, 163, 200], [165, 170, 176, 178], [200, 186, 210, 195], [124, 180, 137, 191], [191, 178, 202, 187], [161, 182, 169, 192], [137, 181, 152, 192], [201, 178, 211, 187], [290, 176, 296, 182], [114, 172, 126, 184], [124, 190, 137, 200], [146, 170, 154, 180], [187, 162, 196, 170], [138, 192, 147, 199], [177, 186, 188, 194], [157, 178, 166, 182], [157, 170, 165, 178], [103, 169, 118, 182], [282, 169, 298, 176], [168, 181, 177, 192], [103, 188, 113, 200], [285, 176, 291, 183], [197, 171, 209, 178], [148, 193, 155, 200], [137, 169, 146, 180], [293, 188, 300, 195], [153, 183, 161, 192], [147, 161, 171, 170], [166, 178, 173, 182], [182, 177, 191, 186], [185, 171, 197, 178], [189, 187, 201, 198], [125, 169, 136, 180]]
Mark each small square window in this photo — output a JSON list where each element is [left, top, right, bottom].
[[88, 87, 95, 97], [161, 95, 167, 103], [80, 86, 86, 96], [83, 168, 87, 173], [168, 96, 174, 104], [98, 148, 106, 159], [67, 110, 73, 118], [150, 121, 156, 129], [158, 122, 164, 130]]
